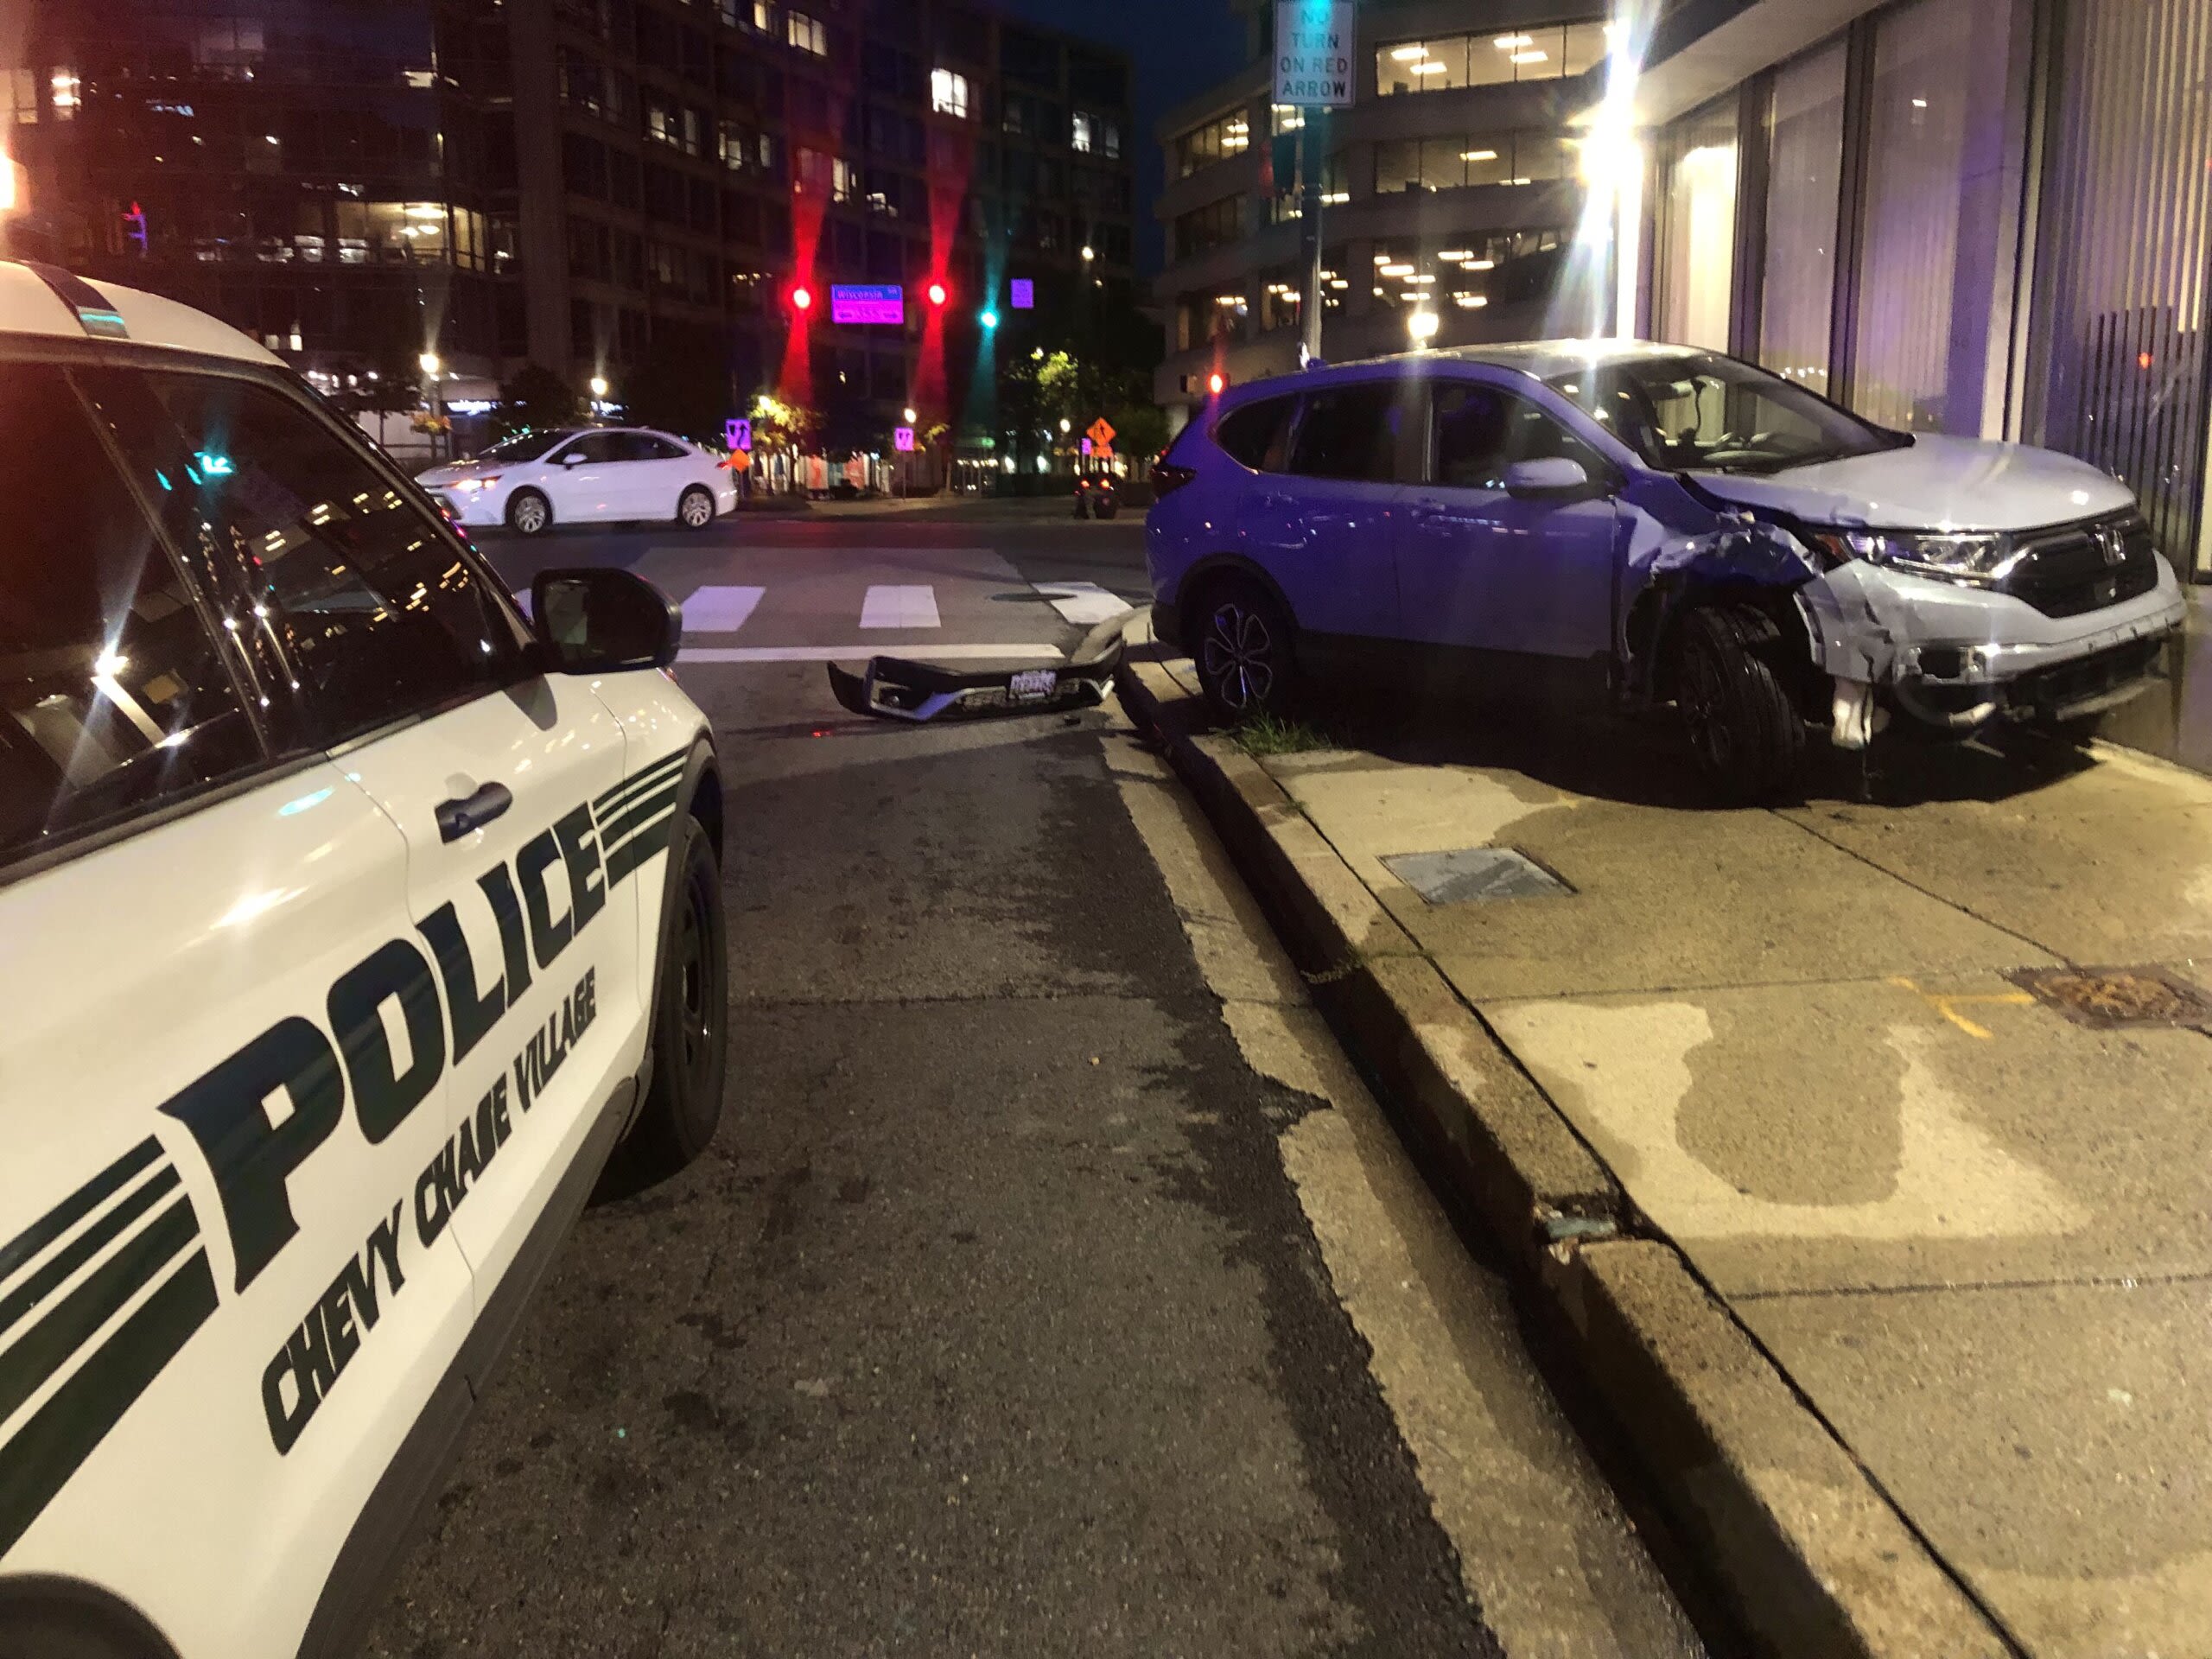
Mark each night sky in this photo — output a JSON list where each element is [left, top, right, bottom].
[[998, 0, 1251, 275]]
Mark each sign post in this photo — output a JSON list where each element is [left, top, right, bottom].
[[1274, 0, 1356, 367]]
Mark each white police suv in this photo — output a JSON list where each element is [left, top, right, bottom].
[[0, 262, 730, 1658]]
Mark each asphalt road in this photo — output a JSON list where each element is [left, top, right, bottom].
[[359, 510, 1705, 1658]]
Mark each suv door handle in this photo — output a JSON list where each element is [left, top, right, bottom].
[[435, 781, 514, 842]]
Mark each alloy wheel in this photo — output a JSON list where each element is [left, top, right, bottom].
[[1201, 601, 1276, 714], [1680, 635, 1733, 773]]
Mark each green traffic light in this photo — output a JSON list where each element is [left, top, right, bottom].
[[980, 308, 1000, 329]]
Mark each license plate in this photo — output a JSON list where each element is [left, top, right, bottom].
[[1008, 668, 1058, 702]]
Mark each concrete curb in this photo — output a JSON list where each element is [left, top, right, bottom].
[[1116, 656, 2016, 1659]]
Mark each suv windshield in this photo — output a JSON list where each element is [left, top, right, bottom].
[[472, 428, 577, 463], [1546, 353, 1901, 474]]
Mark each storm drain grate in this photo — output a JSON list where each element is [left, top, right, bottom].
[[1382, 847, 1573, 906], [2009, 966, 2212, 1030]]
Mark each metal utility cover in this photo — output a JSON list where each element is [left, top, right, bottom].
[[1382, 848, 1572, 906], [2009, 965, 2212, 1030]]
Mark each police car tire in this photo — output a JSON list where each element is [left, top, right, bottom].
[[0, 1578, 179, 1659], [622, 813, 728, 1179]]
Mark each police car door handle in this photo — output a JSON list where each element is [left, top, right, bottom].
[[435, 781, 514, 842]]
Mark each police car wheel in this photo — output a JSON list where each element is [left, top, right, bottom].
[[624, 813, 728, 1179]]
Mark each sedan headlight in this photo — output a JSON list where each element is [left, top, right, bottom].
[[1810, 529, 2016, 584], [454, 474, 503, 493]]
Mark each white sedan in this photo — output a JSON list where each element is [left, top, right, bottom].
[[417, 425, 739, 535]]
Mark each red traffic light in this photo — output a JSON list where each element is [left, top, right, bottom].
[[1207, 372, 1227, 396], [790, 284, 815, 313], [925, 281, 949, 308]]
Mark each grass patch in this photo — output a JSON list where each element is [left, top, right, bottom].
[[1235, 711, 1333, 755]]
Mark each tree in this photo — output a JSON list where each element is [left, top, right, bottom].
[[491, 363, 582, 441], [624, 329, 729, 442]]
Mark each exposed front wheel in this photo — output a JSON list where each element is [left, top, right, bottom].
[[507, 489, 552, 537], [620, 814, 728, 1182], [1673, 604, 1807, 804], [1193, 580, 1297, 722], [678, 486, 716, 529]]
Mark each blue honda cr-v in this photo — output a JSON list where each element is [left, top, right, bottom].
[[1144, 341, 2183, 801]]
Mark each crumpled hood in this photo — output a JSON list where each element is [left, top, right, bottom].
[[1688, 434, 2135, 533]]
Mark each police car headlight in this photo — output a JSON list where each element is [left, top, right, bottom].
[[1811, 530, 2015, 585]]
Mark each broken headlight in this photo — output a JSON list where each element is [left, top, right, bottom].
[[1809, 529, 2014, 584]]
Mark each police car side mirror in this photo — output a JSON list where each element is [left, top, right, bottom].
[[530, 568, 683, 673]]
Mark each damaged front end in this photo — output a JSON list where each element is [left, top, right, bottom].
[[827, 613, 1127, 722], [1623, 509, 2186, 753]]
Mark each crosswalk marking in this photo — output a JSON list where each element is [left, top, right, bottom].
[[681, 584, 766, 632], [859, 585, 941, 629], [679, 643, 1065, 664], [1033, 582, 1136, 627]]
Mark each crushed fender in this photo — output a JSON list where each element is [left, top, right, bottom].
[[827, 613, 1127, 722]]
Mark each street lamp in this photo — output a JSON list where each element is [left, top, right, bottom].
[[418, 352, 441, 376], [589, 374, 609, 399], [1080, 245, 1096, 263], [1059, 418, 1071, 434], [1408, 309, 1441, 346], [903, 406, 918, 424]]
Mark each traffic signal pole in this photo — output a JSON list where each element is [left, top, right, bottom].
[[1298, 112, 1325, 367]]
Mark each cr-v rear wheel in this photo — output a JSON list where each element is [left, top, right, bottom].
[[1193, 579, 1297, 722]]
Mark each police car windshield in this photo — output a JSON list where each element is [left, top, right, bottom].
[[473, 429, 578, 464], [1545, 354, 1902, 475]]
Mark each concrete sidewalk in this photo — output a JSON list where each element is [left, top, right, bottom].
[[1121, 645, 2212, 1658]]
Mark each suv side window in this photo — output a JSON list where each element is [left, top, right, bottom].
[[1433, 383, 1605, 490], [77, 367, 529, 749], [1288, 382, 1412, 483], [0, 365, 262, 863], [1213, 396, 1297, 473]]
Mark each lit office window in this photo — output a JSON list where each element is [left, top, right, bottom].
[[785, 10, 827, 55], [1173, 110, 1250, 179], [931, 67, 969, 118], [1376, 22, 1608, 95]]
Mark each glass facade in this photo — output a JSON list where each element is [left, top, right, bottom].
[[1654, 99, 1738, 353], [1757, 43, 1846, 395], [1849, 0, 2024, 433], [1641, 1, 2212, 583], [2025, 0, 2212, 574]]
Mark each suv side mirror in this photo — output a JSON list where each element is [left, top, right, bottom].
[[1503, 457, 1593, 499], [531, 569, 682, 673]]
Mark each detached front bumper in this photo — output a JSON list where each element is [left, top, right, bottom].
[[1803, 555, 2188, 731]]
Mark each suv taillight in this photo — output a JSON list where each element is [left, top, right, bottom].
[[1151, 460, 1196, 499]]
